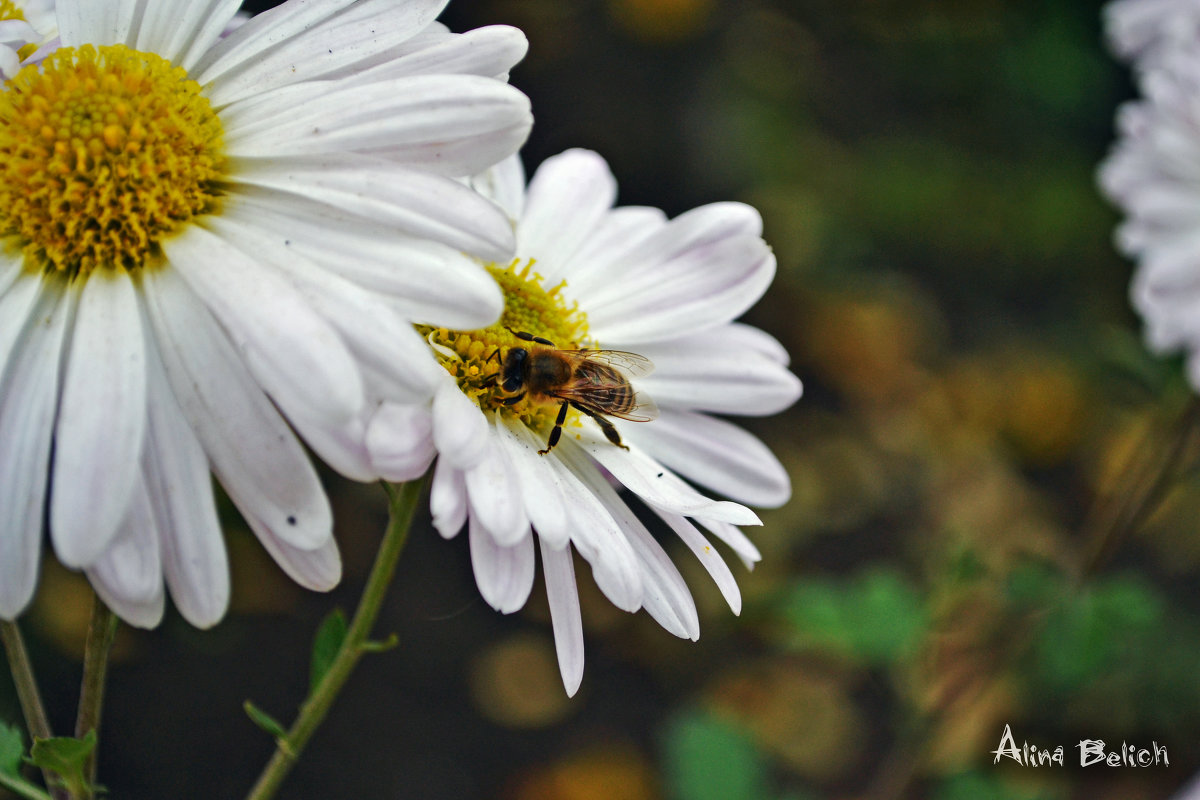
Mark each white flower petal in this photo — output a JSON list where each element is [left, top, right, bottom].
[[343, 24, 529, 84], [223, 189, 504, 330], [697, 519, 762, 570], [51, 271, 147, 568], [196, 0, 448, 104], [56, 0, 139, 47], [433, 379, 491, 470], [586, 229, 776, 344], [141, 267, 331, 552], [634, 326, 801, 416], [224, 74, 532, 179], [550, 445, 644, 612], [142, 344, 229, 629], [0, 279, 69, 618], [464, 422, 530, 546], [205, 209, 441, 404], [0, 47, 20, 82], [86, 483, 165, 630], [135, 0, 241, 67], [230, 155, 517, 263], [657, 511, 742, 615], [0, 249, 23, 299], [246, 514, 343, 592], [625, 410, 792, 508], [367, 403, 436, 483], [516, 149, 617, 286], [562, 444, 698, 639], [430, 456, 468, 539], [540, 540, 585, 697], [577, 432, 761, 526], [472, 152, 526, 221], [468, 513, 535, 614], [496, 421, 570, 549], [165, 223, 364, 426], [0, 268, 42, 374], [555, 206, 668, 300]]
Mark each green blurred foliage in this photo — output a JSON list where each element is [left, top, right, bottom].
[[779, 567, 928, 666], [663, 711, 772, 800], [0, 724, 22, 778], [935, 770, 1064, 800]]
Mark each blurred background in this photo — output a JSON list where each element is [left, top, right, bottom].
[[5, 0, 1198, 798]]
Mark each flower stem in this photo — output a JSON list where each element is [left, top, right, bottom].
[[244, 476, 427, 800], [0, 621, 53, 742], [1, 620, 68, 800], [74, 594, 117, 798]]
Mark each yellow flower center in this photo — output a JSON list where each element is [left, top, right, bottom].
[[0, 1, 26, 21], [422, 260, 591, 433], [0, 44, 225, 278]]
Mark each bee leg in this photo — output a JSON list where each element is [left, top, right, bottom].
[[572, 402, 628, 450], [538, 400, 570, 455], [501, 392, 526, 406], [507, 327, 555, 347]]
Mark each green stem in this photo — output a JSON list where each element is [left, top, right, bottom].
[[73, 595, 117, 798], [1, 622, 53, 743], [244, 476, 427, 800], [1, 621, 67, 800], [0, 770, 54, 800]]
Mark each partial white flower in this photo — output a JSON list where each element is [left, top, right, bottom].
[[1105, 0, 1200, 68], [367, 149, 801, 695], [0, 0, 58, 78], [0, 0, 532, 628], [1099, 42, 1200, 389]]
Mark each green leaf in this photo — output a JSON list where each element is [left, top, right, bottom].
[[309, 609, 348, 695], [243, 701, 291, 753], [663, 710, 770, 800], [29, 731, 95, 796], [0, 722, 24, 776], [780, 567, 927, 665], [936, 770, 1061, 800]]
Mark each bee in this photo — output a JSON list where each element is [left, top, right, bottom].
[[485, 329, 658, 455]]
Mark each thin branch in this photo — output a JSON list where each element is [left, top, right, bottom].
[[244, 476, 427, 800]]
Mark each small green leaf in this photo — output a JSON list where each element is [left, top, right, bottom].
[[663, 710, 770, 800], [309, 609, 348, 694], [781, 567, 927, 665], [29, 731, 95, 796], [0, 722, 24, 776], [243, 701, 291, 753], [361, 633, 398, 654]]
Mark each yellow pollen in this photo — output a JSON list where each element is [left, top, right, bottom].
[[421, 260, 591, 432], [0, 2, 25, 21], [0, 44, 225, 278]]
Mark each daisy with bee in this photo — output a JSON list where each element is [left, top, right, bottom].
[[367, 148, 801, 696]]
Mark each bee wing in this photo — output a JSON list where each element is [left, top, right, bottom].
[[554, 384, 659, 423], [572, 349, 655, 378], [619, 388, 658, 422]]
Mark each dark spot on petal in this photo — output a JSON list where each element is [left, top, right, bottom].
[[287, 516, 297, 526], [656, 472, 663, 478]]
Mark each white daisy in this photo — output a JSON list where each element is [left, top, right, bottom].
[[0, 0, 533, 628], [1105, 0, 1200, 68], [1100, 42, 1200, 389], [366, 149, 801, 695]]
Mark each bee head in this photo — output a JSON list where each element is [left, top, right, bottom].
[[501, 347, 528, 393]]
